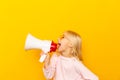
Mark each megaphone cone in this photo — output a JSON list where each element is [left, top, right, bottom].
[[24, 33, 57, 62]]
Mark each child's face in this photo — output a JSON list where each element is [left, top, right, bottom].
[[58, 33, 71, 53]]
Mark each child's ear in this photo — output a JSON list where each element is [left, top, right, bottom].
[[68, 42, 73, 48]]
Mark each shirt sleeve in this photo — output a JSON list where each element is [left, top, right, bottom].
[[43, 53, 58, 79], [74, 60, 99, 80]]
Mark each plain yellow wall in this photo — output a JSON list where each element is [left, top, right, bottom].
[[0, 0, 120, 80]]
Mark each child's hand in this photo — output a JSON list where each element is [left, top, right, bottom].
[[41, 52, 50, 69]]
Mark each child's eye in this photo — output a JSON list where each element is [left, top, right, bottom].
[[61, 36, 64, 38], [60, 36, 64, 39], [59, 34, 65, 40]]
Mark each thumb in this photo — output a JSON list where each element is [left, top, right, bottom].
[[40, 51, 46, 56]]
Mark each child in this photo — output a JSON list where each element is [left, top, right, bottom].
[[42, 30, 99, 80]]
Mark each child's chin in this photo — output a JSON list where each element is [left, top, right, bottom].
[[57, 48, 62, 52]]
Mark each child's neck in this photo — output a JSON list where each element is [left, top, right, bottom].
[[61, 49, 73, 58], [61, 54, 72, 58]]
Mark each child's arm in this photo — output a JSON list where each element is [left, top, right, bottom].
[[74, 60, 99, 80], [43, 53, 58, 79]]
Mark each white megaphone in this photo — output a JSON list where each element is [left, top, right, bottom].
[[24, 33, 57, 62]]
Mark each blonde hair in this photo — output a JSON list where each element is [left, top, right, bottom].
[[64, 30, 82, 61]]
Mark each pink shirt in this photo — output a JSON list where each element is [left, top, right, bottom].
[[43, 54, 99, 80]]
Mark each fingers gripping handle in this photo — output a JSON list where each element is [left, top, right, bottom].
[[39, 41, 57, 62]]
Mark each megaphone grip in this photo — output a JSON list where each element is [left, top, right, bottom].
[[39, 54, 47, 62]]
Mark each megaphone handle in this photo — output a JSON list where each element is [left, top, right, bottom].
[[39, 54, 47, 62]]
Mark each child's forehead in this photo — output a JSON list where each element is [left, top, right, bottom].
[[64, 32, 70, 36], [59, 32, 69, 37]]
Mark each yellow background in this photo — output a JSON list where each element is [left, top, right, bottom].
[[0, 0, 120, 80]]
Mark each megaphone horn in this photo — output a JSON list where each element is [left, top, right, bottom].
[[24, 33, 57, 62]]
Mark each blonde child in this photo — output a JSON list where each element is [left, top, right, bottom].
[[42, 30, 99, 80]]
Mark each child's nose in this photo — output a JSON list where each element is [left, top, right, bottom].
[[58, 38, 60, 42]]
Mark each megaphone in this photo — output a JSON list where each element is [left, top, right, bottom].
[[24, 33, 57, 62]]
